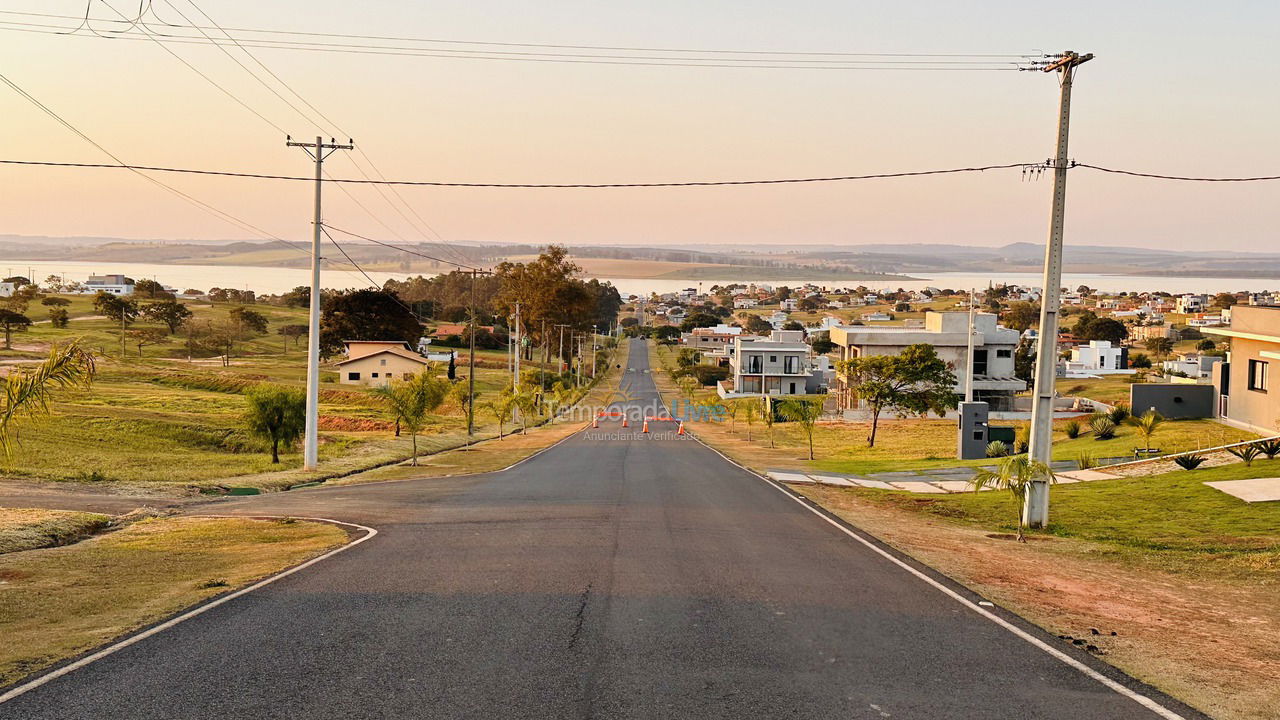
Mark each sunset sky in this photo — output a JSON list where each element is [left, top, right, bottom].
[[1, 0, 1277, 251]]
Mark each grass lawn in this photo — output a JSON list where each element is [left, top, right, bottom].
[[0, 508, 112, 554], [0, 516, 347, 687], [1056, 374, 1149, 407]]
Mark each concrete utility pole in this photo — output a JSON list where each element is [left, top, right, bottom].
[[964, 288, 976, 403], [286, 135, 353, 471], [1026, 51, 1093, 528], [513, 302, 521, 390], [468, 268, 477, 439], [590, 324, 597, 378]]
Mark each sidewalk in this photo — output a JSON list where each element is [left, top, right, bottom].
[[767, 461, 1122, 494]]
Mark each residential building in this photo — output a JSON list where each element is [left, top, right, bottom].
[[680, 325, 743, 354], [861, 311, 892, 322], [336, 340, 434, 387], [82, 274, 135, 296], [1129, 324, 1181, 343], [719, 331, 826, 398], [1187, 313, 1224, 328], [0, 282, 15, 298], [828, 311, 1025, 411], [1162, 353, 1222, 380], [733, 297, 758, 309], [1207, 306, 1280, 434], [1175, 294, 1207, 314], [780, 298, 799, 311], [1064, 340, 1131, 377]]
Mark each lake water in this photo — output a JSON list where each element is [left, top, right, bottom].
[[5, 259, 1278, 297]]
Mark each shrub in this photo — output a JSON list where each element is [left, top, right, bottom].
[[690, 365, 730, 386], [1076, 451, 1097, 470], [1089, 415, 1117, 440], [985, 440, 1010, 458], [1107, 404, 1130, 424], [1227, 444, 1262, 467], [1255, 439, 1280, 460], [1014, 424, 1030, 454], [1062, 420, 1082, 439], [1174, 453, 1207, 471]]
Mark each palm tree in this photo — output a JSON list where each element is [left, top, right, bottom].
[[739, 398, 759, 441], [778, 397, 823, 460], [373, 369, 449, 465], [1, 342, 96, 456], [486, 391, 517, 440], [1126, 409, 1166, 452], [969, 455, 1057, 542]]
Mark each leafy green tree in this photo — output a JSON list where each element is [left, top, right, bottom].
[[373, 369, 449, 464], [760, 396, 776, 448], [93, 292, 138, 325], [0, 310, 32, 350], [676, 348, 702, 369], [1144, 336, 1174, 359], [679, 312, 720, 332], [229, 306, 269, 334], [1003, 301, 1041, 332], [1195, 339, 1216, 352], [738, 397, 759, 441], [739, 314, 773, 335], [969, 455, 1057, 542], [485, 390, 517, 439], [810, 331, 836, 355], [778, 397, 823, 460], [127, 327, 169, 357], [244, 384, 306, 464], [41, 296, 71, 307], [278, 324, 308, 353], [133, 279, 171, 299], [141, 299, 193, 334], [837, 343, 958, 447], [1079, 317, 1128, 343], [319, 289, 421, 358], [1, 342, 96, 455], [47, 307, 69, 329], [1129, 352, 1153, 369]]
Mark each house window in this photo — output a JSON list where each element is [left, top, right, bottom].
[[769, 355, 777, 363], [996, 349, 1012, 358], [1248, 359, 1269, 392], [789, 382, 797, 394], [380, 358, 387, 366], [347, 372, 360, 381], [745, 355, 763, 373], [973, 349, 988, 375], [784, 356, 800, 373], [371, 372, 379, 378]]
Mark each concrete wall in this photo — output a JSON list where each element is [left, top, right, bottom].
[[1130, 383, 1216, 419]]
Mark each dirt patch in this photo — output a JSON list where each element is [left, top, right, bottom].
[[317, 416, 394, 432], [804, 485, 1280, 720]]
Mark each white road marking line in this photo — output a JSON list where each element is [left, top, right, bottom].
[[0, 516, 379, 705], [687, 434, 1187, 720]]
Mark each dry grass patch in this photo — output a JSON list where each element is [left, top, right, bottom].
[[0, 516, 347, 687], [0, 508, 112, 554]]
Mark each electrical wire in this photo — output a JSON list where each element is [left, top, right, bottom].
[[1, 7, 1035, 60], [322, 223, 486, 272], [0, 158, 1039, 187], [1073, 163, 1280, 183]]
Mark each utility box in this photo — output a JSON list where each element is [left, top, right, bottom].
[[957, 401, 990, 460]]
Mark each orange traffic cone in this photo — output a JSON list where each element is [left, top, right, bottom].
[[592, 416, 599, 428], [641, 419, 649, 433], [677, 421, 685, 435], [621, 416, 629, 428]]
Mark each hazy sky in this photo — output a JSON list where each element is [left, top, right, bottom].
[[1, 0, 1277, 251]]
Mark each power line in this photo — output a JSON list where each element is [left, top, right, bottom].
[[0, 158, 1039, 187], [1073, 163, 1280, 183], [0, 71, 307, 253], [322, 223, 486, 272], [1, 7, 1035, 60]]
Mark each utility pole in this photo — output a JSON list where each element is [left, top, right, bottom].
[[513, 302, 521, 390], [468, 268, 477, 439], [287, 135, 353, 471], [964, 288, 976, 403], [556, 324, 570, 375], [590, 324, 597, 379], [1026, 51, 1093, 528]]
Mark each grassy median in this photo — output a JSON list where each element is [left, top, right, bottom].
[[0, 515, 347, 688]]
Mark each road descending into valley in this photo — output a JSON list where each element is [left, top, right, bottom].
[[0, 339, 1199, 719]]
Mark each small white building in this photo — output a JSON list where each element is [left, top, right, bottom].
[[1162, 353, 1222, 379], [720, 333, 825, 398], [861, 312, 892, 322], [1175, 294, 1208, 314], [0, 282, 15, 298], [1065, 340, 1133, 377], [733, 297, 758, 309], [780, 298, 799, 311]]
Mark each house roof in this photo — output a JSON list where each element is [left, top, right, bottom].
[[335, 347, 433, 366]]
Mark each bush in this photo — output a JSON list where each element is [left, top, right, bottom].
[[1227, 444, 1262, 467], [1014, 424, 1030, 454], [690, 365, 730, 386], [1107, 404, 1130, 424], [1075, 451, 1097, 470], [985, 440, 1010, 458], [1089, 415, 1117, 440], [1062, 420, 1082, 439], [1255, 439, 1280, 460], [1173, 453, 1207, 471]]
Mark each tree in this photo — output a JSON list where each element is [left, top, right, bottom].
[[485, 390, 517, 439], [760, 396, 777, 448], [738, 396, 759, 441], [1143, 336, 1174, 359], [838, 343, 958, 447], [969, 455, 1057, 542], [1213, 292, 1238, 309], [128, 327, 169, 357], [1129, 352, 1153, 369], [319, 289, 421, 358], [1079, 317, 1127, 343], [740, 314, 773, 335], [1195, 339, 1216, 352], [894, 302, 911, 313], [1, 342, 96, 456], [278, 324, 308, 353], [1003, 301, 1040, 332], [810, 331, 836, 355], [47, 307, 69, 329], [778, 397, 823, 460], [243, 384, 306, 464], [41, 296, 71, 308], [229, 306, 269, 335], [1014, 337, 1036, 383], [93, 292, 138, 356], [680, 312, 720, 332], [372, 369, 448, 465], [141, 299, 193, 334], [676, 348, 702, 369], [1126, 410, 1166, 451], [781, 320, 805, 331], [279, 285, 311, 308], [0, 310, 32, 350], [133, 279, 171, 299]]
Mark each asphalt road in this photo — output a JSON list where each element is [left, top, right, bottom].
[[1, 339, 1199, 719]]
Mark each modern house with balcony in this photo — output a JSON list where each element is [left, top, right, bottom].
[[828, 311, 1025, 411], [1206, 306, 1280, 434], [719, 333, 826, 398]]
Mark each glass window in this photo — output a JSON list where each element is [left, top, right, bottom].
[[1248, 359, 1269, 392], [347, 372, 360, 381]]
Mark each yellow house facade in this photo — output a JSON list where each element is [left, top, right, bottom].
[[336, 341, 433, 387]]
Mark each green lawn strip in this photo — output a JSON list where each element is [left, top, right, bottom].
[[0, 516, 347, 687], [0, 509, 114, 554]]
